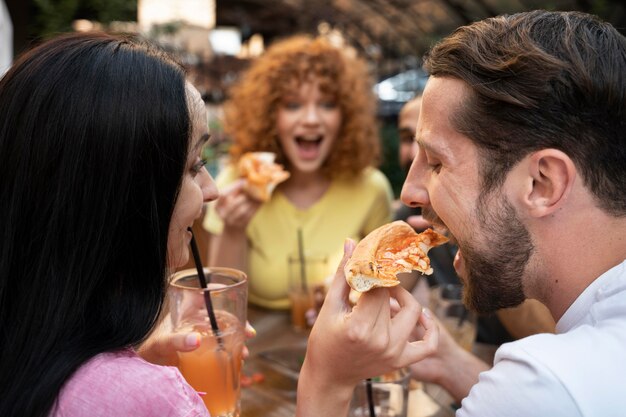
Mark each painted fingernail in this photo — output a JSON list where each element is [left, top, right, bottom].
[[422, 307, 432, 319], [246, 322, 257, 336], [185, 332, 201, 347]]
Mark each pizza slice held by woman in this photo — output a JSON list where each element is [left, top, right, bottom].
[[237, 152, 290, 202]]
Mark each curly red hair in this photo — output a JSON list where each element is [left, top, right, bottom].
[[224, 35, 380, 177]]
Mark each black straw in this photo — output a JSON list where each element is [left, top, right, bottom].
[[366, 378, 376, 417], [188, 228, 223, 345]]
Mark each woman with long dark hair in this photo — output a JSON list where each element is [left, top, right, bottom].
[[0, 32, 217, 416]]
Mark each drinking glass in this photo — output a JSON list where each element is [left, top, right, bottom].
[[169, 267, 247, 417], [287, 253, 328, 331], [349, 368, 411, 417]]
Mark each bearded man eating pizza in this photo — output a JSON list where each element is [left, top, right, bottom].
[[297, 10, 626, 417]]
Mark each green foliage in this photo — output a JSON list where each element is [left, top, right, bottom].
[[30, 0, 138, 39], [89, 0, 137, 23], [33, 0, 80, 37], [378, 120, 405, 199]]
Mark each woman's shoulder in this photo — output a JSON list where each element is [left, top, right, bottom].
[[53, 349, 208, 417]]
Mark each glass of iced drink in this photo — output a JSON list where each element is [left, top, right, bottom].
[[169, 267, 247, 417], [287, 253, 328, 331]]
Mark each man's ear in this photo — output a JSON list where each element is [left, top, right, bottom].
[[523, 149, 577, 217]]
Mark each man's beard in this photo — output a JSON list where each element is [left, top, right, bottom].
[[459, 193, 532, 315]]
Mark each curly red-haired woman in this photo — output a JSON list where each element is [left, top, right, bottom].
[[203, 35, 393, 310]]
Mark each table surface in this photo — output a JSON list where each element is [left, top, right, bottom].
[[239, 305, 497, 417]]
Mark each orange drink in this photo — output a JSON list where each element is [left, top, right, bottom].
[[177, 312, 245, 416], [287, 254, 328, 331], [288, 289, 314, 330], [170, 268, 248, 417]]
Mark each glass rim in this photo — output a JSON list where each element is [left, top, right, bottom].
[[358, 367, 411, 385], [170, 266, 247, 293]]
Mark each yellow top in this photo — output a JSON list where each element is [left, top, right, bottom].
[[203, 165, 393, 309]]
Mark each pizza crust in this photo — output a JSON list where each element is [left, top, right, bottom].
[[238, 152, 290, 202], [345, 221, 448, 292]]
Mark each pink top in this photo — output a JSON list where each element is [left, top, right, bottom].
[[52, 349, 209, 417]]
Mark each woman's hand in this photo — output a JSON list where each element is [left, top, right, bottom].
[[215, 180, 262, 232], [296, 239, 439, 416], [138, 317, 257, 367]]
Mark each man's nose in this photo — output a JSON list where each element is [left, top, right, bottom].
[[400, 154, 429, 208]]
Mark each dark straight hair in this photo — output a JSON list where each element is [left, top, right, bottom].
[[0, 32, 191, 416]]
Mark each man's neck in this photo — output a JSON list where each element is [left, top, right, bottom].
[[528, 207, 626, 322]]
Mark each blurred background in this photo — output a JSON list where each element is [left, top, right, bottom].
[[2, 0, 624, 195]]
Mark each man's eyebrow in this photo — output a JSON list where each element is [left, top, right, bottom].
[[416, 137, 440, 155]]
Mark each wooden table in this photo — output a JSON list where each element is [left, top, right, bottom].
[[240, 306, 303, 417], [240, 305, 494, 417]]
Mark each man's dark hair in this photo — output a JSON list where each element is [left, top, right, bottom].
[[424, 10, 626, 215]]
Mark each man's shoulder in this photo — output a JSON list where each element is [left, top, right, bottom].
[[476, 325, 626, 417]]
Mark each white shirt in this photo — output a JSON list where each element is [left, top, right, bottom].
[[458, 259, 626, 417]]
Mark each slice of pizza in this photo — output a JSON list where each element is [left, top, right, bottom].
[[345, 220, 448, 292], [238, 152, 290, 202]]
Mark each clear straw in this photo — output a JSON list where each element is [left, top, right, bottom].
[[297, 228, 307, 292], [188, 228, 224, 348]]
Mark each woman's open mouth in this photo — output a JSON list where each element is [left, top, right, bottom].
[[295, 135, 323, 160]]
